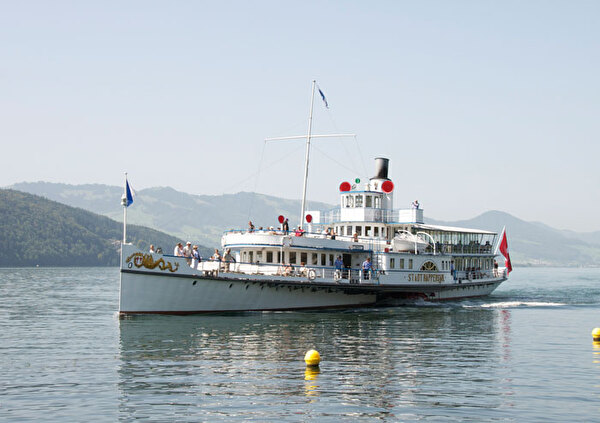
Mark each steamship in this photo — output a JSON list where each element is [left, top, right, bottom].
[[119, 83, 510, 314]]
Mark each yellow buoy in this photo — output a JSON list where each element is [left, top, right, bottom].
[[593, 328, 600, 342], [304, 349, 321, 367]]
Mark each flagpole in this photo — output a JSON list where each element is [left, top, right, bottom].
[[494, 226, 505, 255], [123, 172, 128, 244], [300, 80, 316, 229]]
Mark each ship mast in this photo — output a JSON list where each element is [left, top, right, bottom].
[[300, 80, 317, 229], [264, 81, 355, 229]]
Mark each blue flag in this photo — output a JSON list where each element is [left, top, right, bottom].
[[125, 179, 134, 207], [318, 88, 329, 109]]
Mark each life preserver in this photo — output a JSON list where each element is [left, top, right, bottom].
[[307, 269, 316, 281]]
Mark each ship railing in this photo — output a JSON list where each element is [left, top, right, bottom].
[[183, 258, 379, 284], [454, 269, 499, 281]]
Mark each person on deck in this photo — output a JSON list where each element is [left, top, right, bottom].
[[149, 245, 155, 253], [282, 218, 289, 234], [173, 243, 184, 257], [412, 200, 420, 209], [222, 248, 235, 272], [362, 257, 373, 280], [183, 242, 192, 265], [191, 245, 201, 269]]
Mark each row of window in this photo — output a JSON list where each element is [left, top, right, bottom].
[[388, 257, 413, 270], [342, 194, 382, 209], [241, 250, 336, 266], [334, 225, 387, 238]]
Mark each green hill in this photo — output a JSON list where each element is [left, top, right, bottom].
[[0, 189, 210, 267]]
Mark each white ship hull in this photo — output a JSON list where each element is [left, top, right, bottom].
[[119, 245, 506, 314]]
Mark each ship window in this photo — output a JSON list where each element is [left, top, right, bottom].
[[311, 253, 318, 265], [374, 227, 379, 237], [366, 195, 373, 208], [356, 226, 362, 236], [321, 254, 326, 266], [329, 254, 334, 266], [347, 196, 354, 208], [421, 261, 438, 271], [400, 258, 404, 269], [375, 197, 381, 208], [346, 226, 352, 235], [390, 258, 395, 269], [266, 251, 273, 263], [409, 259, 413, 269], [355, 195, 363, 207], [249, 251, 254, 263], [277, 251, 281, 263], [242, 251, 247, 262], [301, 252, 307, 264], [289, 251, 296, 264]]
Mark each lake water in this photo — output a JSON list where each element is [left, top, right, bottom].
[[1, 267, 599, 422]]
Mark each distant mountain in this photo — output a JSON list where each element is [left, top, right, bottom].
[[8, 182, 600, 267], [0, 189, 211, 267]]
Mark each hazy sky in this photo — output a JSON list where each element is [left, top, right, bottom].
[[1, 1, 599, 231]]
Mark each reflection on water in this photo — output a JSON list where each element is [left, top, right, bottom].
[[117, 307, 513, 421]]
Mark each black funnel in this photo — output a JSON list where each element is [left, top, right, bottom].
[[370, 157, 390, 181]]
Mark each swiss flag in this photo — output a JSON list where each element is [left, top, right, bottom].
[[498, 228, 512, 274]]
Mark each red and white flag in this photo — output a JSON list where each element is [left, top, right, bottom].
[[498, 227, 512, 274]]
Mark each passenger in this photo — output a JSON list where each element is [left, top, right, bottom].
[[222, 248, 235, 272], [330, 230, 337, 240], [149, 244, 155, 253], [334, 256, 343, 279], [493, 260, 499, 277], [173, 242, 184, 257], [183, 241, 192, 265], [295, 227, 305, 237], [283, 263, 293, 276], [353, 232, 358, 242], [362, 257, 373, 280], [299, 262, 308, 277], [450, 261, 455, 280], [248, 221, 255, 233], [412, 200, 420, 209], [191, 245, 202, 269], [282, 218, 289, 234]]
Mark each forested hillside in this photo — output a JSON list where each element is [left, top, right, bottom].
[[0, 189, 209, 267]]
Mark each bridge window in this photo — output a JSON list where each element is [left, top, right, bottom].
[[266, 251, 273, 263], [390, 258, 395, 268], [355, 195, 363, 207], [366, 195, 373, 207]]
